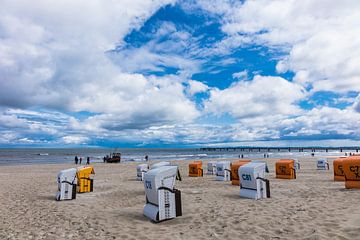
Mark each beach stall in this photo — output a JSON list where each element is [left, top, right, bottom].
[[216, 161, 231, 181], [77, 166, 95, 193], [239, 162, 270, 200], [333, 157, 346, 181], [55, 168, 77, 201], [137, 163, 149, 181], [207, 161, 217, 175], [317, 159, 329, 170], [231, 160, 251, 185], [276, 159, 296, 179], [189, 161, 203, 177], [143, 166, 182, 222], [343, 156, 360, 189]]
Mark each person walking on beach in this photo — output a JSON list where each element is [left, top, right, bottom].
[[86, 157, 90, 165], [145, 155, 149, 161], [79, 157, 82, 164], [75, 156, 78, 164]]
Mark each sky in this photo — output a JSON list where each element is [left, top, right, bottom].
[[0, 0, 360, 148]]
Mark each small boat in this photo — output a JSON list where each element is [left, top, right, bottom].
[[103, 152, 121, 163], [38, 153, 49, 156]]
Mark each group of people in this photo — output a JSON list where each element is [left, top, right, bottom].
[[74, 156, 90, 165]]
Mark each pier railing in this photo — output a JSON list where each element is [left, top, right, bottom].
[[199, 147, 360, 153]]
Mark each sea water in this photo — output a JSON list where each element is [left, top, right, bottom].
[[0, 148, 350, 166]]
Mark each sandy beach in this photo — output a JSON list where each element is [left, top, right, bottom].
[[1, 157, 360, 240]]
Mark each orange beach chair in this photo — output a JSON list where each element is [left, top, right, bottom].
[[343, 156, 360, 188], [276, 159, 296, 179], [189, 161, 203, 177], [231, 160, 251, 185], [333, 157, 346, 181]]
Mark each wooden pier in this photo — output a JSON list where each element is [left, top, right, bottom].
[[199, 147, 360, 152]]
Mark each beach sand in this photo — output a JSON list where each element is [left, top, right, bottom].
[[1, 157, 360, 240]]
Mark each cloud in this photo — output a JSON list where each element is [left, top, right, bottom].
[[1, 1, 359, 147], [196, 0, 360, 93], [353, 94, 360, 113], [186, 80, 209, 96], [205, 75, 306, 118], [62, 135, 89, 145], [232, 70, 248, 80], [0, 0, 203, 130]]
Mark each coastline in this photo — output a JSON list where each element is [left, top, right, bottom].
[[1, 156, 359, 239]]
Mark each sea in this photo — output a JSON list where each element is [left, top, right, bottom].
[[0, 147, 351, 166]]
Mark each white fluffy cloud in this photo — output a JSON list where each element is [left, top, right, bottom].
[[205, 75, 306, 118], [0, 0, 201, 130], [196, 0, 360, 93], [186, 80, 209, 96]]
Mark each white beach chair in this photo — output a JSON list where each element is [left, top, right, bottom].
[[216, 161, 231, 181], [239, 162, 270, 200], [55, 168, 77, 201], [137, 163, 149, 181], [317, 159, 329, 170], [294, 159, 301, 170], [143, 166, 182, 222], [251, 160, 269, 173], [207, 161, 217, 175], [151, 161, 171, 169], [151, 161, 182, 181]]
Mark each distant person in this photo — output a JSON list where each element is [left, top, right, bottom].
[[145, 155, 149, 161], [86, 157, 90, 165], [264, 154, 266, 158], [75, 156, 78, 164], [345, 152, 348, 156], [311, 153, 315, 157], [79, 157, 82, 164], [241, 154, 244, 159]]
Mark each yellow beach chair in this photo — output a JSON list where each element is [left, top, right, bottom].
[[77, 166, 95, 193]]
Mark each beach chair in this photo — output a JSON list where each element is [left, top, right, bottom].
[[151, 161, 182, 181], [239, 162, 270, 200], [343, 156, 360, 188], [317, 159, 329, 170], [55, 168, 77, 201], [333, 157, 346, 181], [143, 166, 182, 222], [76, 166, 95, 193], [276, 159, 296, 179], [231, 160, 251, 185], [189, 161, 203, 177], [252, 160, 269, 173], [207, 161, 217, 175], [137, 163, 149, 181], [294, 159, 301, 170], [216, 161, 231, 181], [151, 161, 171, 169]]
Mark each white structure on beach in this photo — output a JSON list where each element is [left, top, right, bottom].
[[143, 166, 182, 222], [137, 163, 149, 181], [252, 160, 269, 173], [239, 162, 270, 200], [294, 159, 301, 170], [216, 161, 231, 181], [151, 161, 171, 169], [55, 168, 77, 201], [207, 161, 217, 175], [317, 159, 329, 170]]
